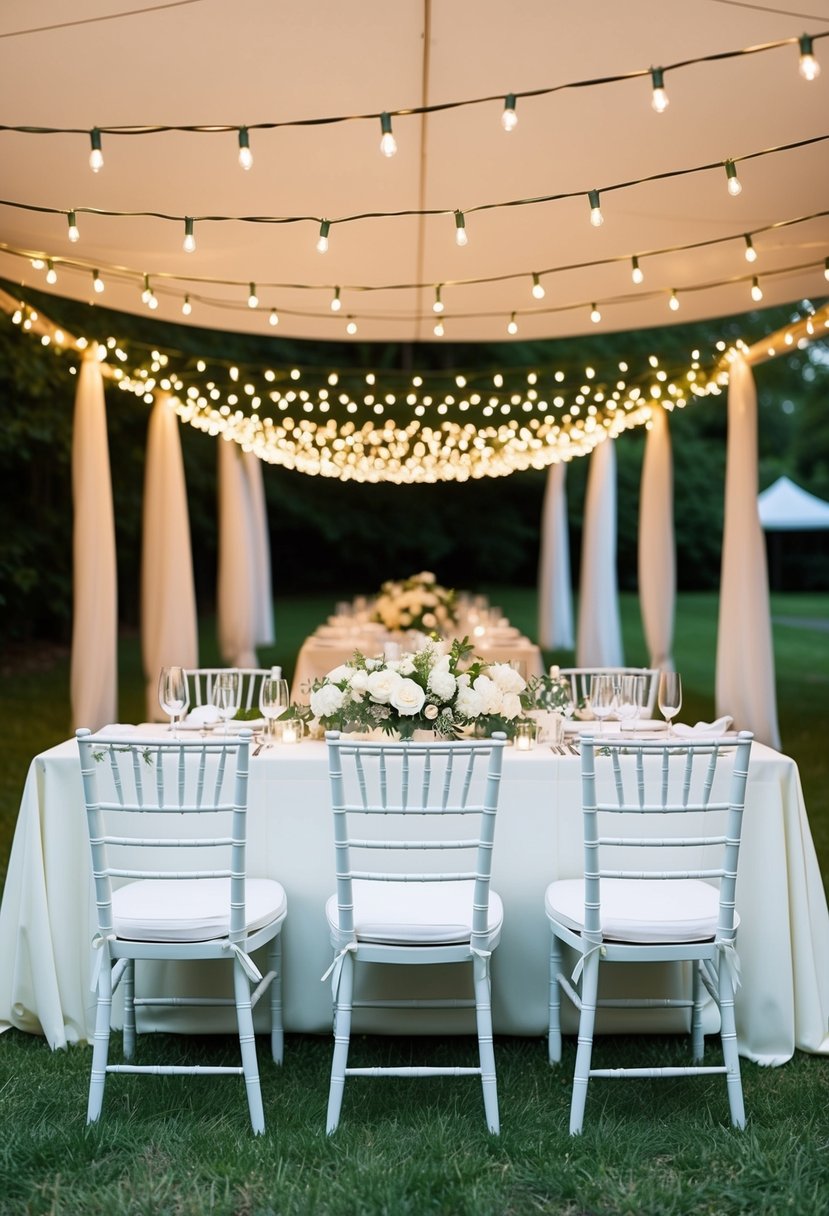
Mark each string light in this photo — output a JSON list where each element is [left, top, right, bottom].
[[433, 285, 444, 314], [330, 286, 342, 312], [669, 288, 680, 311], [183, 217, 196, 253], [346, 318, 358, 334], [46, 259, 57, 285], [147, 288, 158, 310], [237, 127, 253, 170], [507, 312, 518, 334], [67, 211, 79, 242], [316, 219, 330, 253], [269, 308, 279, 327], [724, 160, 742, 196], [92, 269, 104, 294], [743, 234, 757, 262], [379, 112, 397, 158], [751, 276, 763, 302], [182, 295, 192, 316], [590, 303, 602, 323], [88, 128, 103, 173], [824, 256, 829, 281], [247, 283, 258, 308], [650, 67, 669, 113], [433, 318, 445, 336], [798, 34, 821, 80], [588, 190, 604, 227], [454, 210, 468, 247], [631, 256, 644, 284], [141, 274, 152, 303], [501, 93, 518, 132], [531, 272, 545, 300]]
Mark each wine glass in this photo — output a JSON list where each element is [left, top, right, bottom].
[[213, 670, 241, 735], [589, 674, 617, 736], [658, 671, 683, 735], [259, 672, 290, 739], [616, 674, 647, 733], [158, 666, 189, 737]]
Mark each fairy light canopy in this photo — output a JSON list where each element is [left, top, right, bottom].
[[0, 0, 827, 347]]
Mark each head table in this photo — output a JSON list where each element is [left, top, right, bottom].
[[1, 732, 827, 1065]]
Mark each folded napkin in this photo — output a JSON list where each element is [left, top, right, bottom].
[[184, 705, 221, 726], [672, 715, 733, 738]]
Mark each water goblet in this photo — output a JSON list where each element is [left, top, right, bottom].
[[259, 671, 290, 740], [589, 674, 617, 736], [213, 670, 241, 735], [158, 666, 189, 737], [616, 674, 645, 733], [658, 671, 683, 735]]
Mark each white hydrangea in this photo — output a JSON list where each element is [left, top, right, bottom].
[[310, 682, 346, 719], [428, 667, 457, 700], [489, 663, 526, 694], [455, 683, 484, 719], [472, 674, 504, 715], [500, 691, 523, 720]]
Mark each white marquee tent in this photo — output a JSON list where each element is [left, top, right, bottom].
[[758, 475, 829, 530]]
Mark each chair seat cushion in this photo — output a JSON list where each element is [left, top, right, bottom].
[[112, 877, 287, 942], [326, 880, 503, 947], [545, 877, 738, 944]]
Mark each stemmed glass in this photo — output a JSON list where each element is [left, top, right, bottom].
[[658, 672, 683, 735], [589, 674, 617, 736], [259, 672, 290, 740], [213, 670, 241, 736], [158, 666, 189, 737], [616, 674, 647, 733]]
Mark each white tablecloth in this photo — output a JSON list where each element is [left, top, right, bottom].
[[1, 736, 827, 1065]]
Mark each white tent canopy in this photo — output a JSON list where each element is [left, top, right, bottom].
[[758, 475, 829, 531]]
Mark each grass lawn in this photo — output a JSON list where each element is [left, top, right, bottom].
[[0, 590, 827, 1215]]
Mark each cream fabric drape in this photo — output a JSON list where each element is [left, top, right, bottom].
[[538, 462, 574, 651], [70, 355, 117, 731], [577, 438, 624, 666], [716, 356, 781, 748], [638, 404, 675, 671], [217, 438, 259, 667], [243, 450, 274, 649], [141, 394, 199, 719]]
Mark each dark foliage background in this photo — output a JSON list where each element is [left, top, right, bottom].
[[1, 285, 826, 643]]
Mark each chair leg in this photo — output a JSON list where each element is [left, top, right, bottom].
[[269, 933, 284, 1065], [717, 955, 746, 1129], [233, 958, 265, 1135], [122, 959, 136, 1061], [548, 930, 563, 1064], [473, 952, 499, 1135], [87, 958, 114, 1124], [326, 951, 354, 1135], [569, 948, 600, 1136], [691, 960, 705, 1062]]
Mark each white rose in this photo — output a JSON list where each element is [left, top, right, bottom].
[[455, 684, 484, 719], [500, 691, 523, 720], [366, 668, 404, 704], [473, 674, 503, 715], [325, 664, 355, 684], [489, 663, 525, 694], [349, 670, 370, 693], [428, 668, 457, 700], [423, 702, 439, 720], [391, 678, 427, 716], [310, 683, 345, 719]]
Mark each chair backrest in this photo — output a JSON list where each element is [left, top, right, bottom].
[[559, 667, 660, 716], [185, 668, 271, 713], [76, 729, 252, 942], [325, 732, 507, 948], [580, 732, 753, 943]]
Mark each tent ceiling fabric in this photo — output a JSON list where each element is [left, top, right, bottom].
[[0, 0, 827, 346]]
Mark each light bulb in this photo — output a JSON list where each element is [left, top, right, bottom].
[[31, 258, 45, 270], [248, 283, 258, 308], [46, 260, 57, 285], [650, 67, 669, 113], [725, 160, 742, 197], [806, 316, 815, 335], [454, 210, 468, 246], [379, 112, 397, 158], [269, 309, 279, 327], [751, 276, 763, 302], [588, 190, 603, 227], [237, 127, 253, 170], [433, 318, 445, 336], [507, 313, 518, 335], [744, 234, 757, 262], [631, 256, 644, 284], [182, 295, 192, 316], [331, 286, 341, 312], [531, 272, 545, 300], [148, 290, 158, 310], [346, 319, 358, 335], [501, 93, 517, 132], [433, 285, 444, 313], [824, 256, 829, 282], [88, 128, 103, 172], [183, 217, 196, 253], [669, 289, 680, 311], [317, 219, 330, 253], [141, 275, 151, 304], [799, 34, 821, 80], [590, 304, 602, 324], [93, 269, 104, 294], [67, 211, 80, 242]]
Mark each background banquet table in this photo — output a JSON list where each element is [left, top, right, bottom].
[[1, 733, 827, 1065]]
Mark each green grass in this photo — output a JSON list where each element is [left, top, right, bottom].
[[1, 591, 827, 1215]]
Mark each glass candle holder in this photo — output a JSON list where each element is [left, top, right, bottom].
[[514, 721, 537, 751]]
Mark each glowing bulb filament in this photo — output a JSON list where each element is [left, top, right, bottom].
[[248, 283, 258, 308], [379, 112, 397, 158], [331, 286, 342, 312], [346, 319, 358, 335], [588, 190, 603, 227], [799, 34, 821, 80], [454, 210, 468, 246], [631, 256, 644, 284], [269, 309, 279, 327], [317, 219, 330, 253], [183, 217, 196, 253], [531, 272, 545, 299], [238, 127, 253, 170], [88, 128, 103, 172], [182, 295, 192, 316], [725, 160, 742, 196], [590, 304, 602, 324], [433, 285, 444, 314], [433, 318, 445, 336], [650, 67, 669, 113], [67, 211, 80, 242], [46, 260, 57, 285], [507, 312, 518, 335], [669, 289, 680, 311], [501, 93, 518, 132], [744, 233, 757, 262], [93, 269, 104, 294], [750, 276, 763, 302]]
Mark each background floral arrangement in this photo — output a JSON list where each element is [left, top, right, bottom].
[[520, 666, 576, 715], [305, 637, 525, 740], [371, 570, 457, 635]]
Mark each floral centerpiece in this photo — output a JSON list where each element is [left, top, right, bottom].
[[371, 570, 457, 636], [521, 665, 575, 715], [305, 637, 526, 740]]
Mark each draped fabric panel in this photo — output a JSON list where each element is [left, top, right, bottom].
[[217, 438, 259, 668], [638, 404, 675, 671], [141, 394, 199, 720], [577, 438, 624, 667], [70, 355, 117, 731], [538, 462, 574, 652], [716, 356, 781, 748], [243, 450, 274, 648]]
